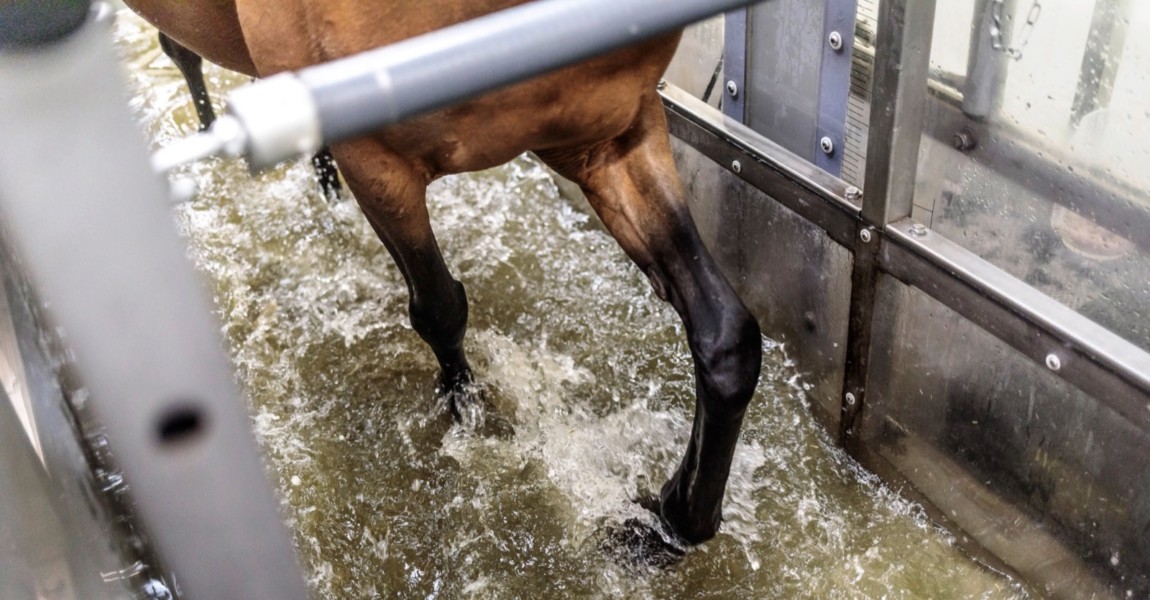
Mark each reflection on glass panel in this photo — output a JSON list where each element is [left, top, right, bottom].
[[665, 16, 725, 108], [931, 0, 1148, 189], [915, 0, 1150, 353]]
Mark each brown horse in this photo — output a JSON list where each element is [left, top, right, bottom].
[[124, 0, 763, 553]]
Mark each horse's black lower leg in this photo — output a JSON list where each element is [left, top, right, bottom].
[[630, 231, 761, 544], [311, 147, 343, 198], [656, 286, 761, 543], [377, 223, 476, 420], [158, 32, 216, 131], [331, 141, 476, 415], [539, 93, 762, 548], [160, 32, 342, 197]]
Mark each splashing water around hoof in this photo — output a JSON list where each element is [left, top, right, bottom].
[[435, 377, 487, 432], [116, 14, 1031, 593], [597, 517, 688, 571]]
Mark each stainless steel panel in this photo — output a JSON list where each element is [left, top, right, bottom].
[[661, 84, 861, 245], [1, 238, 141, 600], [861, 274, 1149, 598], [670, 138, 853, 429]]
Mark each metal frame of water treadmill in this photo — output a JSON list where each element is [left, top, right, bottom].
[[661, 0, 1150, 590], [3, 0, 1150, 596]]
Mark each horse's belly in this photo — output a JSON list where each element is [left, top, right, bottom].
[[125, 0, 257, 75], [376, 38, 676, 178], [235, 0, 679, 177]]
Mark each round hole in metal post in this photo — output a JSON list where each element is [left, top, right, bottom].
[[156, 403, 209, 447]]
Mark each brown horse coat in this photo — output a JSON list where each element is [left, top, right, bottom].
[[124, 0, 762, 549]]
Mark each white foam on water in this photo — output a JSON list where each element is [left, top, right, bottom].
[[113, 11, 1029, 599]]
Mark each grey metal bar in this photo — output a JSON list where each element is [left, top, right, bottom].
[[303, 0, 765, 143], [882, 220, 1150, 430], [661, 84, 859, 248], [1, 235, 159, 599], [860, 0, 936, 226], [0, 15, 306, 600], [962, 0, 1015, 119], [721, 8, 748, 122], [156, 0, 771, 172], [814, 0, 858, 175], [0, 0, 90, 47]]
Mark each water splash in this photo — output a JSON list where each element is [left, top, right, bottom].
[[114, 11, 1027, 599]]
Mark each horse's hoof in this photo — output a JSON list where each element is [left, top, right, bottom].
[[597, 517, 687, 571], [634, 490, 662, 515], [433, 374, 518, 439], [435, 378, 485, 430]]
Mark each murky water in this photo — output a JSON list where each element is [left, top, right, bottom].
[[115, 12, 1028, 599]]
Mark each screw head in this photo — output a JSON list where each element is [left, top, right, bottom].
[[726, 80, 738, 97], [731, 160, 742, 174], [952, 129, 976, 151], [845, 186, 862, 202], [656, 79, 667, 91], [859, 229, 873, 243], [828, 31, 844, 51], [820, 136, 835, 155], [845, 392, 857, 406], [910, 223, 928, 237], [1045, 353, 1062, 371]]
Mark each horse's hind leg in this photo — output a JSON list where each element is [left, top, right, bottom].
[[312, 148, 343, 198], [328, 140, 476, 416], [159, 32, 341, 197], [537, 93, 762, 545], [158, 32, 216, 131]]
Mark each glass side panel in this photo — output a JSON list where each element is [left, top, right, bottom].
[[665, 16, 726, 109], [914, 0, 1150, 353]]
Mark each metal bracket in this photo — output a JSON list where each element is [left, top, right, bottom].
[[814, 0, 858, 175], [839, 222, 880, 445], [722, 7, 748, 122]]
